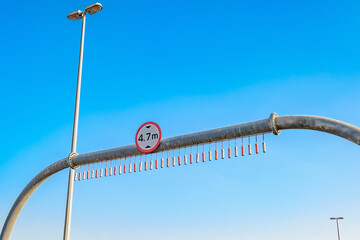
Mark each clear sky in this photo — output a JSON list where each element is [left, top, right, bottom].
[[1, 0, 360, 239]]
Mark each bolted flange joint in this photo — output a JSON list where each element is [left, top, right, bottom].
[[68, 152, 79, 169], [269, 112, 281, 135]]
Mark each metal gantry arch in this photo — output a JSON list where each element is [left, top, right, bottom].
[[1, 113, 360, 240]]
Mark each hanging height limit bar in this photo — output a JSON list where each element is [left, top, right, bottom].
[[72, 113, 278, 167]]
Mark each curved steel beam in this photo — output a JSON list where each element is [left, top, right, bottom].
[[1, 113, 360, 240], [276, 115, 360, 145]]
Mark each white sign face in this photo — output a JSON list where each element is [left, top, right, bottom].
[[135, 121, 162, 153]]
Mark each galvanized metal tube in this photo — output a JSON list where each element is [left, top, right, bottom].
[[276, 115, 360, 145], [0, 158, 68, 240]]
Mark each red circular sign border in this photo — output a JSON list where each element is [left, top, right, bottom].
[[135, 121, 162, 153]]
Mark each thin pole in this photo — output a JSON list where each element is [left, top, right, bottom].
[[336, 219, 341, 240], [63, 13, 86, 240]]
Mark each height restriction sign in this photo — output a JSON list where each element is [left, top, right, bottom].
[[135, 121, 162, 153]]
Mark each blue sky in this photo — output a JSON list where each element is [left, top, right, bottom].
[[1, 0, 360, 239]]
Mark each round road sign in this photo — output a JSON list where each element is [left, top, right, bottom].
[[135, 121, 162, 153]]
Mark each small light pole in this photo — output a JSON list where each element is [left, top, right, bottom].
[[64, 3, 103, 240], [330, 217, 344, 240]]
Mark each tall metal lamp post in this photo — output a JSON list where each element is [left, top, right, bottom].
[[64, 3, 103, 240], [330, 217, 344, 240]]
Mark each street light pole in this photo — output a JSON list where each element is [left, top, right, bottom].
[[330, 217, 344, 240], [64, 3, 102, 240], [63, 13, 86, 240]]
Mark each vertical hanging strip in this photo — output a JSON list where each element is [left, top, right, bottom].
[[202, 144, 205, 162], [77, 166, 81, 181], [85, 165, 87, 180], [228, 140, 231, 158], [83, 165, 86, 180], [124, 158, 127, 174], [172, 149, 176, 167], [161, 152, 165, 168], [178, 148, 181, 166], [196, 145, 199, 163], [262, 134, 266, 153], [255, 135, 259, 154], [161, 151, 164, 168], [109, 160, 112, 176], [79, 166, 82, 180], [235, 138, 238, 157], [208, 143, 212, 161], [190, 146, 193, 164], [215, 142, 218, 160], [78, 166, 81, 181], [150, 154, 153, 170], [134, 156, 137, 172], [100, 161, 103, 177], [221, 141, 225, 159], [139, 155, 142, 172], [155, 153, 158, 169], [91, 163, 94, 179], [119, 159, 122, 175], [184, 147, 187, 165], [105, 161, 109, 177], [74, 170, 77, 181], [129, 156, 132, 173], [167, 151, 170, 167], [248, 137, 252, 155], [113, 160, 116, 175], [241, 137, 245, 156], [96, 162, 99, 178], [86, 164, 89, 179], [145, 155, 148, 171]]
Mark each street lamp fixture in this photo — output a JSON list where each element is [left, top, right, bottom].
[[85, 3, 103, 15], [63, 3, 102, 240], [67, 10, 83, 21], [67, 3, 103, 20]]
